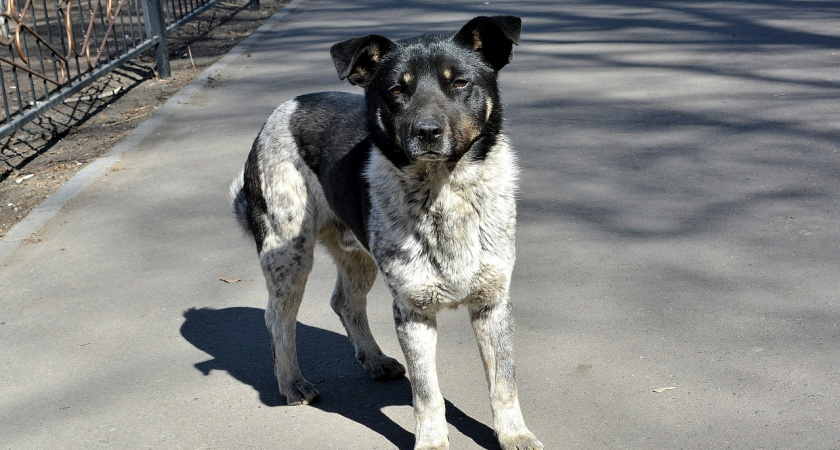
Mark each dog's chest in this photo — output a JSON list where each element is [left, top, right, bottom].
[[366, 150, 516, 310]]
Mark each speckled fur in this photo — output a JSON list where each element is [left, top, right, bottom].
[[366, 136, 518, 313], [230, 16, 541, 450]]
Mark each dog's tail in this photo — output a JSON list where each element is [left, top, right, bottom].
[[228, 172, 253, 235]]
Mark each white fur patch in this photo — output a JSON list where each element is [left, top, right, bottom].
[[365, 136, 518, 312], [254, 100, 338, 244]]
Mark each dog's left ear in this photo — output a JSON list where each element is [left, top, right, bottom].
[[454, 16, 521, 71], [331, 35, 396, 88]]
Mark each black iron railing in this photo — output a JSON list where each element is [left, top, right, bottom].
[[0, 0, 243, 139]]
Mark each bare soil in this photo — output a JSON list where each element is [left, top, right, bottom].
[[0, 0, 288, 238]]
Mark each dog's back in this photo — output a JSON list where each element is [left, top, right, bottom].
[[230, 91, 370, 250]]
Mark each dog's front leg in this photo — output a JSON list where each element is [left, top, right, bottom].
[[394, 303, 448, 450], [470, 299, 543, 450]]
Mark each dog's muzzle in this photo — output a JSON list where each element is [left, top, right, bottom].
[[404, 119, 451, 161]]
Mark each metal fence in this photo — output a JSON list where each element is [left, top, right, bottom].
[[0, 0, 242, 140]]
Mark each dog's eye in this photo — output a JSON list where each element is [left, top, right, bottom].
[[389, 85, 403, 96], [453, 79, 469, 89]]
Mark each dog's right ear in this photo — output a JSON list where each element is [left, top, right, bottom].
[[454, 16, 521, 71], [330, 35, 396, 88]]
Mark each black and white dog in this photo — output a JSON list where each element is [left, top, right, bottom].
[[230, 16, 542, 450]]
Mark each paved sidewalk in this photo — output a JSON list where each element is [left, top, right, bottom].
[[2, 0, 839, 448]]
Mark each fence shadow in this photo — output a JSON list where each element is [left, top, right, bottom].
[[180, 306, 499, 449], [0, 62, 154, 182]]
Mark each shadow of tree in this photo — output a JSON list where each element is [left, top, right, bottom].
[[181, 307, 499, 449], [519, 186, 827, 240]]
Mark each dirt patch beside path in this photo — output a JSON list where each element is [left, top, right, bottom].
[[0, 0, 289, 238]]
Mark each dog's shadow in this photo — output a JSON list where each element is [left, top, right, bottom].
[[180, 307, 499, 449]]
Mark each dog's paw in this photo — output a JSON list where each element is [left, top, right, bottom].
[[498, 431, 544, 450], [364, 355, 406, 380], [413, 443, 448, 450], [413, 437, 448, 450], [280, 379, 320, 405]]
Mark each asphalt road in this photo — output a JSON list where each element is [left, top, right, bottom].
[[1, 0, 839, 448]]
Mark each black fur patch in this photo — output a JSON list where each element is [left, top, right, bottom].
[[242, 137, 269, 252], [289, 92, 367, 173], [288, 92, 373, 249]]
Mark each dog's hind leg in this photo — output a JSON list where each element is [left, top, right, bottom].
[[469, 299, 543, 450], [255, 150, 321, 405], [260, 229, 319, 405], [321, 225, 406, 380], [241, 100, 328, 405]]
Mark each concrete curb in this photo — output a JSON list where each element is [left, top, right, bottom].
[[0, 0, 307, 263]]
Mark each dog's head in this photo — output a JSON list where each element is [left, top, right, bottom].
[[330, 16, 521, 166]]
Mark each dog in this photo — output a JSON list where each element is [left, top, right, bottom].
[[229, 16, 542, 450]]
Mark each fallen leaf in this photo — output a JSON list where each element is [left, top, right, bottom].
[[653, 387, 676, 393], [220, 276, 253, 283]]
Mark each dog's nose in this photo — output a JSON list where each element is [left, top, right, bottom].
[[414, 120, 443, 142]]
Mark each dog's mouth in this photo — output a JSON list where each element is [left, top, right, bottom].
[[412, 151, 450, 162], [401, 119, 458, 162], [404, 139, 456, 162]]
